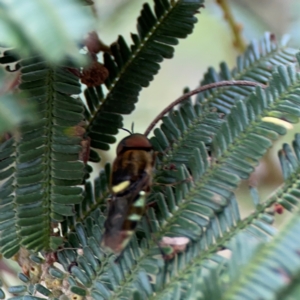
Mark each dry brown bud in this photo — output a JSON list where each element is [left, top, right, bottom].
[[81, 61, 109, 87], [85, 31, 102, 54]]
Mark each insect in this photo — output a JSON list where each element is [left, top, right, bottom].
[[101, 133, 156, 254]]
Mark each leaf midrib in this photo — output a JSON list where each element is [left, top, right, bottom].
[[155, 44, 295, 170], [108, 74, 300, 298], [87, 0, 179, 131]]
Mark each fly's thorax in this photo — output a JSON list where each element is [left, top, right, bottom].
[[110, 148, 154, 194], [117, 148, 154, 172]]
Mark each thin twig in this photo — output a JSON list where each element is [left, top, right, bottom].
[[144, 80, 267, 137], [216, 0, 246, 53]]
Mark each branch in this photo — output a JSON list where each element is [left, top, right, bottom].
[[144, 80, 267, 136], [216, 0, 246, 52]]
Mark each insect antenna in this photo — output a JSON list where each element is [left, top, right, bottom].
[[120, 127, 132, 135], [120, 122, 135, 135], [130, 122, 135, 134]]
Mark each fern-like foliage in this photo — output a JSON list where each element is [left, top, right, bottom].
[[163, 125, 300, 300], [151, 33, 297, 177], [222, 213, 300, 300], [2, 0, 300, 298], [7, 43, 300, 300], [84, 0, 205, 153], [154, 132, 300, 300], [0, 56, 86, 258], [196, 134, 300, 300]]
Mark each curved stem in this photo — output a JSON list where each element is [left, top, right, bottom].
[[144, 80, 267, 137]]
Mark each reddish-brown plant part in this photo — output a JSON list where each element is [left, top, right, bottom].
[[79, 137, 91, 164], [163, 163, 177, 171], [65, 124, 86, 137], [159, 236, 190, 260], [80, 60, 109, 87], [84, 31, 111, 54], [274, 203, 284, 214], [65, 67, 81, 78]]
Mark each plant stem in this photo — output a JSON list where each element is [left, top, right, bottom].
[[216, 0, 246, 52], [144, 80, 267, 137]]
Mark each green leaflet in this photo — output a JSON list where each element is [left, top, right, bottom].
[[223, 213, 300, 300], [153, 33, 297, 172], [0, 56, 86, 257], [85, 0, 205, 151], [1, 3, 300, 298]]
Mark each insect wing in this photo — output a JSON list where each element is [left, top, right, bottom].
[[102, 134, 155, 253], [102, 186, 148, 253]]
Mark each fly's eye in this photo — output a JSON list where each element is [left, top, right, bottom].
[[116, 142, 124, 156], [116, 134, 152, 155]]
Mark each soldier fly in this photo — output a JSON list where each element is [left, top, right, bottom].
[[101, 133, 155, 253]]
